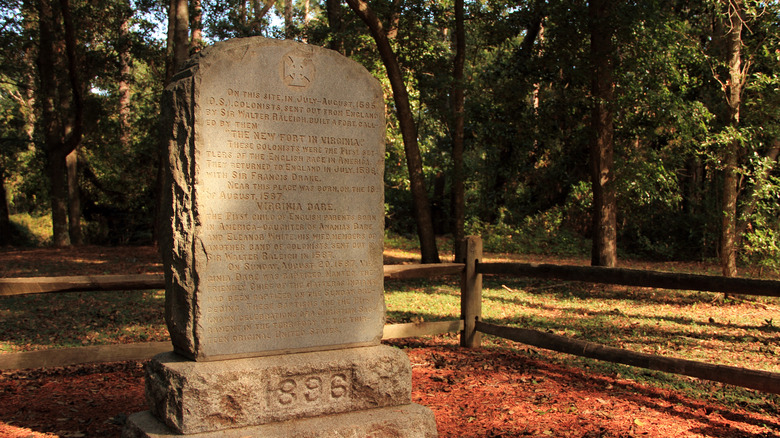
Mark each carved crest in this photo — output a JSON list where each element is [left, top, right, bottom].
[[283, 53, 314, 88]]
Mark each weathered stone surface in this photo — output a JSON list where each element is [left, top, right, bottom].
[[146, 346, 412, 434], [133, 36, 438, 438], [123, 404, 438, 438], [159, 37, 386, 361]]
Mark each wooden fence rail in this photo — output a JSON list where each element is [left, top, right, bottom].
[[0, 320, 465, 370], [0, 274, 165, 297], [0, 264, 466, 297], [477, 262, 780, 298], [476, 321, 780, 394]]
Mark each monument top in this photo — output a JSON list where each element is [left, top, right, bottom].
[[160, 37, 386, 361]]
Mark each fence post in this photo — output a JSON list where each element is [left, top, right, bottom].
[[460, 236, 483, 348]]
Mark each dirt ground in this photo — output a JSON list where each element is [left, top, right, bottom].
[[1, 246, 779, 437]]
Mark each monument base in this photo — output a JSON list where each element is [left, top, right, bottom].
[[124, 345, 438, 437], [144, 345, 416, 434], [123, 404, 438, 438]]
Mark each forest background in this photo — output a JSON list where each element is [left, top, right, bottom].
[[0, 0, 778, 276]]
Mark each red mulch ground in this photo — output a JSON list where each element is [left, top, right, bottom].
[[1, 337, 779, 437], [1, 247, 779, 437]]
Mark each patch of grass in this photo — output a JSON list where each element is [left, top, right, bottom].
[[384, 231, 420, 251], [8, 213, 52, 246], [384, 278, 461, 324], [0, 289, 166, 353]]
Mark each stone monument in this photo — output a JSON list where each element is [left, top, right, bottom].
[[123, 37, 438, 437]]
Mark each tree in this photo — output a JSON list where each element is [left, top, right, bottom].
[[190, 0, 203, 50], [717, 0, 745, 277], [325, 0, 344, 52], [36, 0, 84, 246], [450, 0, 465, 261], [588, 0, 617, 267], [345, 0, 440, 263], [166, 0, 189, 83]]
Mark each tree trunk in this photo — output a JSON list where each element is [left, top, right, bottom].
[[37, 0, 67, 246], [451, 0, 465, 262], [588, 0, 617, 267], [719, 0, 744, 278], [302, 0, 309, 41], [48, 151, 70, 246], [326, 0, 343, 53], [166, 0, 189, 83], [66, 149, 82, 245], [173, 0, 189, 71], [0, 167, 11, 246], [346, 0, 440, 263], [37, 0, 84, 246], [285, 0, 294, 38], [190, 0, 203, 51], [118, 6, 131, 151], [251, 0, 276, 33]]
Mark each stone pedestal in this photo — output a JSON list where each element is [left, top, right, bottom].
[[123, 346, 437, 437]]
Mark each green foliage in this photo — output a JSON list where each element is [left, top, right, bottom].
[[0, 0, 776, 268], [740, 171, 780, 273], [79, 58, 163, 244], [466, 207, 588, 256], [7, 213, 52, 246]]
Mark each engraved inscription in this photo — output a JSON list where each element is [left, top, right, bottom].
[[193, 46, 385, 358]]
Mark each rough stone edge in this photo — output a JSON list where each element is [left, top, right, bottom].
[[159, 56, 199, 358], [123, 404, 438, 438]]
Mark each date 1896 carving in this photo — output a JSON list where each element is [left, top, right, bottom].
[[270, 371, 351, 409]]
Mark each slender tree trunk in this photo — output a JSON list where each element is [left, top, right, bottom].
[[326, 0, 343, 53], [3, 3, 36, 245], [173, 0, 189, 71], [166, 0, 189, 83], [301, 0, 309, 41], [118, 8, 131, 151], [48, 151, 70, 246], [588, 0, 617, 267], [451, 0, 466, 262], [346, 0, 440, 263], [285, 0, 294, 38], [190, 0, 203, 51], [37, 0, 83, 246], [719, 0, 744, 278], [0, 168, 11, 246], [66, 149, 82, 245], [60, 0, 83, 245]]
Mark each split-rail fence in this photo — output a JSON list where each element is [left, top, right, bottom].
[[1, 236, 778, 395]]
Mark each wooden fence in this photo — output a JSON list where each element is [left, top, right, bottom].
[[0, 263, 466, 370], [1, 236, 779, 395]]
